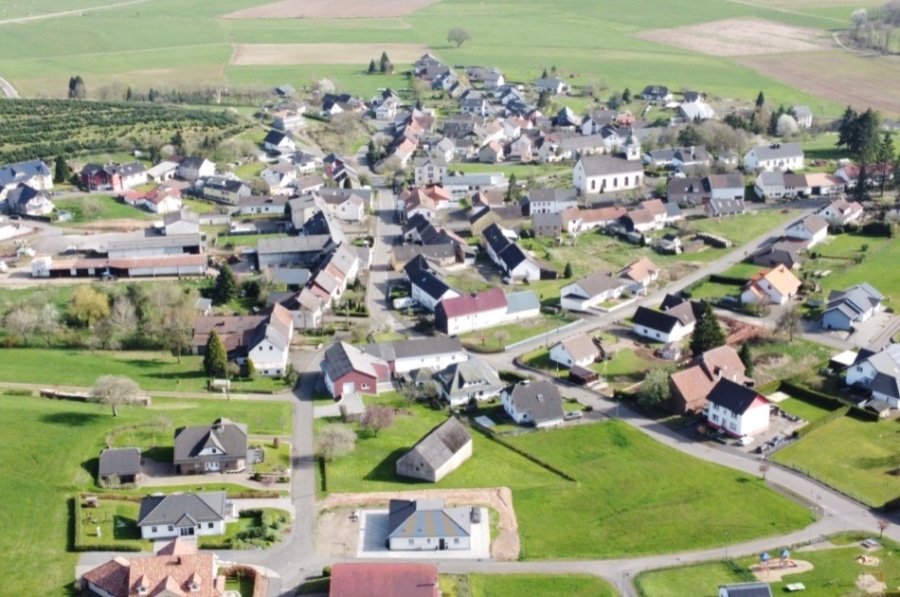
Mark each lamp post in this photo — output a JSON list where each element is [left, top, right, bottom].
[[725, 530, 730, 560]]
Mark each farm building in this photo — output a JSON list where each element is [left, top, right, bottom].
[[396, 417, 473, 482]]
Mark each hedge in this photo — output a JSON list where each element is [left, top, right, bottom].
[[709, 274, 749, 285], [779, 380, 878, 423], [71, 497, 141, 552], [470, 423, 577, 482], [793, 405, 851, 438]]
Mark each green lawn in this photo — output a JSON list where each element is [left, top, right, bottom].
[[745, 337, 833, 386], [0, 394, 291, 595], [636, 562, 746, 597], [225, 576, 255, 597], [775, 397, 833, 424], [468, 574, 618, 597], [459, 315, 574, 351], [815, 232, 888, 259], [322, 398, 813, 559], [76, 498, 150, 551], [0, 348, 293, 394], [773, 414, 900, 508], [217, 233, 290, 250], [54, 195, 157, 223], [687, 280, 743, 301], [693, 209, 797, 246], [811, 235, 900, 309], [251, 440, 292, 474], [590, 348, 672, 386]]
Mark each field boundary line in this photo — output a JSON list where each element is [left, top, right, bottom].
[[0, 0, 152, 27]]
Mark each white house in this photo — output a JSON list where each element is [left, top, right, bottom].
[[407, 267, 460, 312], [386, 499, 472, 551], [743, 142, 804, 172], [822, 283, 883, 331], [560, 271, 629, 312], [434, 288, 508, 336], [177, 156, 216, 181], [362, 337, 467, 375], [818, 197, 864, 226], [263, 130, 296, 153], [501, 380, 565, 428], [617, 257, 660, 295], [573, 151, 643, 195], [413, 156, 447, 187], [549, 334, 599, 368], [245, 304, 294, 377], [741, 264, 802, 306], [527, 188, 578, 214], [785, 214, 828, 247], [846, 344, 900, 408], [791, 105, 813, 129], [632, 304, 697, 343], [137, 492, 232, 540], [434, 360, 503, 407], [705, 379, 769, 438]]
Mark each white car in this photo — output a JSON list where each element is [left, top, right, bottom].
[[738, 435, 754, 446]]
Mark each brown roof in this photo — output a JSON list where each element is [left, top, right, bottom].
[[192, 314, 266, 353], [618, 257, 659, 283], [670, 345, 748, 409], [639, 198, 666, 216], [330, 563, 438, 597], [438, 288, 507, 318], [752, 264, 802, 296], [558, 334, 599, 362], [82, 556, 130, 597], [581, 206, 627, 223]]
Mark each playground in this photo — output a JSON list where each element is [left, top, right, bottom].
[[750, 550, 813, 583]]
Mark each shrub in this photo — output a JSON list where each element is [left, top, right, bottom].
[[323, 566, 332, 577]]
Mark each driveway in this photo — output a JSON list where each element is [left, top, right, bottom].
[[313, 391, 365, 419], [232, 497, 296, 520]]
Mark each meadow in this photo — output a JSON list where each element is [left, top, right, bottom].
[[0, 0, 872, 117], [319, 393, 813, 559], [0, 393, 291, 596]]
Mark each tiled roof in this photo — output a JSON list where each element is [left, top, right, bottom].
[[706, 378, 765, 415], [557, 334, 599, 362], [330, 563, 438, 597], [506, 380, 564, 424], [437, 288, 507, 318], [396, 417, 473, 473]]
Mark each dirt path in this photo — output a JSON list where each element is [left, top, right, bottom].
[[318, 487, 520, 560], [0, 0, 151, 26]]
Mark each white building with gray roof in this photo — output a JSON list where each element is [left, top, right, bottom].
[[396, 417, 473, 482], [387, 498, 472, 551], [137, 491, 233, 540], [434, 359, 503, 407], [501, 380, 564, 428]]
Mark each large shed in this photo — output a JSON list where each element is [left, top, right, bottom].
[[396, 417, 473, 482]]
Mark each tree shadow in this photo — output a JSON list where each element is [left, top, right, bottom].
[[40, 412, 104, 426], [141, 447, 173, 463], [854, 455, 900, 471], [81, 457, 100, 482], [364, 448, 412, 483]]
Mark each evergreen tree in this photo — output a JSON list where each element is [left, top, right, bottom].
[[53, 156, 71, 184], [755, 91, 765, 108], [537, 90, 551, 110], [203, 330, 228, 379], [379, 52, 392, 74], [505, 173, 518, 202], [125, 86, 133, 101], [367, 59, 377, 74], [563, 262, 573, 278], [739, 342, 754, 376], [622, 87, 632, 104], [246, 358, 256, 380], [68, 75, 86, 99], [541, 68, 548, 79], [689, 301, 726, 356], [875, 131, 896, 195], [213, 264, 238, 305], [837, 105, 859, 150]]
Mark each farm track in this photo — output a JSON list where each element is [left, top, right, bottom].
[[0, 0, 151, 26], [0, 75, 18, 98]]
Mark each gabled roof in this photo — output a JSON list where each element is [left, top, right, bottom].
[[789, 213, 828, 235], [437, 288, 507, 318], [0, 159, 50, 186], [505, 290, 540, 314], [704, 173, 744, 190], [528, 188, 577, 204], [578, 154, 643, 177], [323, 341, 388, 382], [397, 417, 473, 473], [556, 334, 599, 362], [506, 380, 564, 424], [137, 492, 227, 527], [633, 305, 690, 334], [670, 345, 748, 405], [749, 142, 803, 160], [435, 360, 502, 398], [330, 563, 438, 597], [570, 271, 628, 298], [173, 418, 248, 463], [362, 337, 463, 362], [408, 267, 457, 301], [388, 499, 471, 539], [825, 283, 882, 318], [618, 257, 659, 283], [748, 264, 801, 296], [98, 447, 142, 478], [706, 378, 765, 415]]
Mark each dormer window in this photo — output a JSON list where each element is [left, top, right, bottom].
[[138, 586, 148, 595], [190, 582, 200, 592]]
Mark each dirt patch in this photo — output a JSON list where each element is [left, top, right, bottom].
[[80, 219, 152, 232], [857, 572, 888, 594], [736, 50, 900, 116], [224, 0, 440, 19], [635, 17, 829, 57], [317, 487, 520, 560], [230, 43, 430, 66], [750, 559, 814, 582]]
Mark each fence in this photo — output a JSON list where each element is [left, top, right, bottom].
[[469, 419, 578, 482], [504, 318, 585, 352]]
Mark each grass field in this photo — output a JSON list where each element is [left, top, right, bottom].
[[321, 396, 813, 559], [458, 314, 573, 351], [0, 348, 294, 394], [0, 0, 867, 117], [54, 195, 156, 223], [812, 235, 900, 308], [639, 536, 900, 597], [467, 574, 618, 597], [692, 209, 797, 246], [0, 393, 290, 595], [773, 414, 900, 508], [775, 397, 832, 424]]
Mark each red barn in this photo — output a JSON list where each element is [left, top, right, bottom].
[[321, 341, 389, 398]]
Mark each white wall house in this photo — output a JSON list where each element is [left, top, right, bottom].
[[409, 270, 460, 312], [785, 214, 828, 247], [705, 379, 769, 438], [559, 272, 628, 312], [573, 155, 644, 195], [741, 264, 801, 306], [632, 306, 696, 344], [846, 345, 900, 407], [549, 335, 599, 368], [743, 142, 804, 172]]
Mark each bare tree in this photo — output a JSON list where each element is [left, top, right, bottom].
[[316, 424, 357, 461], [89, 375, 141, 417], [776, 306, 803, 343], [494, 329, 510, 349], [360, 404, 395, 437], [36, 304, 61, 347], [4, 304, 38, 344], [878, 518, 890, 538], [759, 460, 771, 480]]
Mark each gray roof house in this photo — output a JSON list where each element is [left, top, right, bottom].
[[396, 417, 473, 482], [719, 582, 774, 597], [435, 359, 503, 407], [387, 498, 472, 551], [501, 380, 564, 428], [822, 283, 883, 331], [98, 447, 142, 487], [173, 418, 248, 474], [847, 344, 900, 408], [137, 491, 232, 540]]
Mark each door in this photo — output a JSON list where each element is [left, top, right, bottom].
[[343, 381, 356, 395], [180, 527, 195, 537], [205, 461, 220, 472], [439, 539, 446, 550]]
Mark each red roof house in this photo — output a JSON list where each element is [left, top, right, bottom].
[[330, 563, 438, 597]]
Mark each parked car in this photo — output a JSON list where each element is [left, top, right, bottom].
[[738, 435, 753, 446], [564, 410, 583, 421]]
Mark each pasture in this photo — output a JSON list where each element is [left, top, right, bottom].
[[0, 0, 875, 116], [319, 395, 813, 559], [0, 393, 290, 596]]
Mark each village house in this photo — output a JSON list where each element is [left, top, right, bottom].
[[399, 186, 455, 221], [177, 156, 216, 181], [413, 156, 448, 187], [236, 194, 288, 216], [705, 378, 769, 438], [617, 256, 660, 295], [678, 101, 715, 122], [257, 235, 333, 268], [821, 283, 883, 331], [572, 133, 643, 195], [317, 188, 368, 222], [667, 177, 705, 206], [481, 223, 542, 281], [146, 159, 179, 183], [549, 334, 600, 369], [163, 208, 200, 236], [669, 345, 751, 414], [752, 239, 807, 270], [743, 142, 804, 172], [754, 171, 809, 200], [5, 183, 54, 216], [173, 418, 248, 474], [120, 185, 182, 214], [406, 261, 461, 312], [818, 196, 864, 226], [322, 341, 390, 398], [501, 380, 565, 428], [527, 188, 578, 215], [272, 106, 306, 130], [435, 287, 508, 335], [643, 146, 711, 170], [137, 491, 233, 540], [201, 176, 251, 204], [785, 214, 828, 247], [434, 359, 503, 407], [704, 196, 746, 218], [330, 563, 439, 597], [361, 337, 467, 376], [560, 270, 630, 312], [79, 539, 227, 597], [846, 344, 900, 408], [260, 162, 297, 195], [562, 205, 627, 233], [80, 162, 148, 191], [792, 105, 813, 129], [741, 264, 802, 306], [262, 129, 296, 154], [0, 159, 53, 191], [386, 499, 472, 551], [532, 212, 563, 239], [639, 85, 673, 103], [704, 173, 746, 201], [632, 299, 699, 343], [396, 417, 473, 481]]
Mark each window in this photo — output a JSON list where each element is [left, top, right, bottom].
[[208, 522, 214, 528], [712, 414, 719, 422], [168, 525, 174, 531], [408, 539, 414, 545], [151, 526, 157, 533], [454, 538, 460, 544]]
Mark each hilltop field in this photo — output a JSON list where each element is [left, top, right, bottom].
[[0, 0, 894, 116]]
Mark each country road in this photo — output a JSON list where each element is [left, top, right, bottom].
[[0, 75, 18, 98], [0, 0, 150, 27]]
